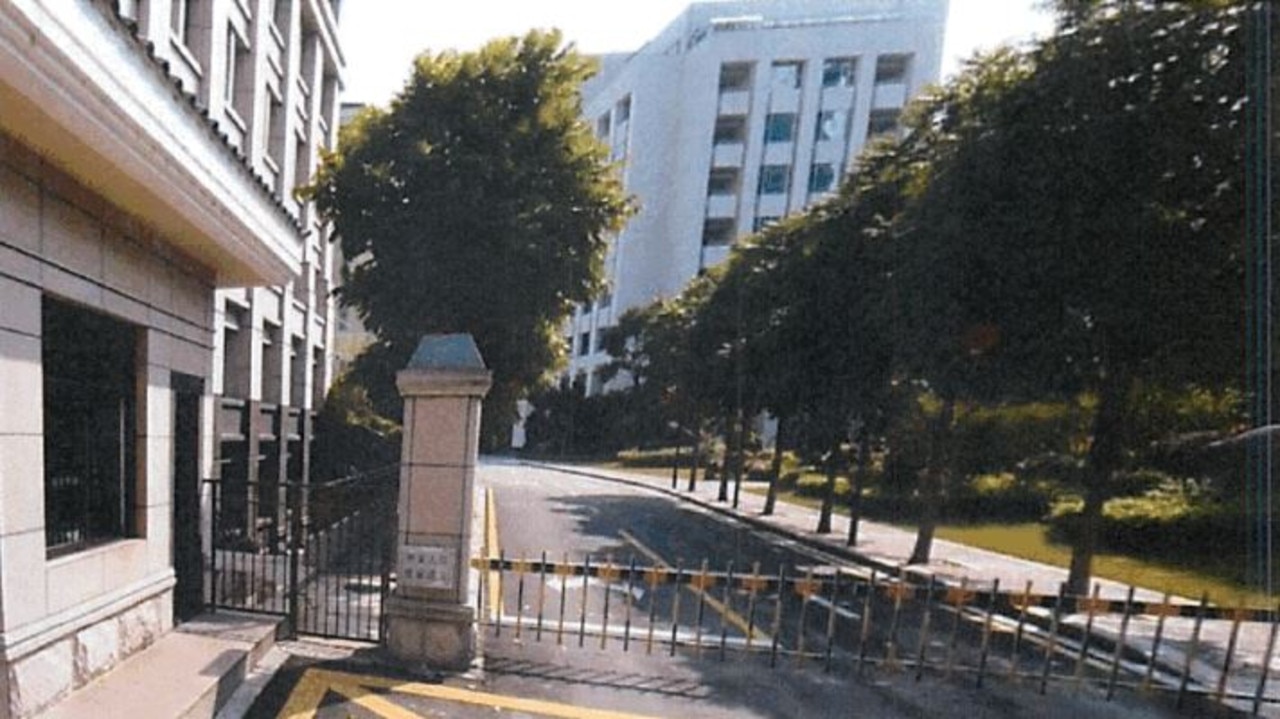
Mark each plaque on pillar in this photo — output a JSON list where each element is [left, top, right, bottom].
[[386, 334, 491, 670]]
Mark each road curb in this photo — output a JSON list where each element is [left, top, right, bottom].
[[519, 460, 916, 582]]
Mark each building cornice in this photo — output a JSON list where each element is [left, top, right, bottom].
[[0, 1, 303, 286]]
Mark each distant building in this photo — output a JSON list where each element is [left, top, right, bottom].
[[0, 0, 342, 715], [565, 0, 947, 393]]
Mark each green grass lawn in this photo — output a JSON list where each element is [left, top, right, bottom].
[[750, 487, 1275, 609], [933, 522, 1274, 608]]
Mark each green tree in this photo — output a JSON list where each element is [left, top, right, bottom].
[[308, 31, 632, 447], [601, 275, 723, 478], [896, 1, 1248, 591]]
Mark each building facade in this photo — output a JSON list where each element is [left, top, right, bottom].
[[565, 0, 947, 393], [0, 1, 342, 715]]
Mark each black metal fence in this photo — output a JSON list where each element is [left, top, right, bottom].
[[206, 466, 398, 641], [475, 554, 1280, 716]]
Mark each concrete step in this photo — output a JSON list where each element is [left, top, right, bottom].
[[39, 612, 281, 719]]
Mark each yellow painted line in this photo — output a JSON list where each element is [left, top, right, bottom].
[[617, 529, 769, 643], [277, 668, 330, 719], [329, 679, 421, 719], [486, 486, 501, 621], [307, 668, 663, 719]]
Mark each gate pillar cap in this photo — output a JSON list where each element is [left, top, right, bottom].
[[397, 333, 492, 397]]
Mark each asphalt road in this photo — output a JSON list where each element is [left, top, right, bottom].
[[474, 459, 1219, 719]]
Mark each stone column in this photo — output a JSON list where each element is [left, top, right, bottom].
[[384, 334, 490, 670]]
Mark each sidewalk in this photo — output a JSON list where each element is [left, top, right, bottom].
[[524, 460, 1280, 716]]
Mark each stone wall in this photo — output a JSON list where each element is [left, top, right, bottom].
[[0, 134, 212, 717]]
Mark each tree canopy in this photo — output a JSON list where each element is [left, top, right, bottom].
[[894, 0, 1247, 590], [308, 30, 632, 446], [571, 0, 1256, 594]]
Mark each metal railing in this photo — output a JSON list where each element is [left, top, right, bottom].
[[474, 554, 1280, 715], [206, 466, 398, 640]]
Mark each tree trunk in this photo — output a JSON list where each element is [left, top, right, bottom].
[[1065, 371, 1129, 595], [764, 415, 786, 516], [909, 396, 954, 565], [817, 440, 840, 534], [670, 435, 681, 490], [717, 414, 731, 502], [848, 428, 870, 546], [731, 409, 747, 508], [687, 421, 700, 492]]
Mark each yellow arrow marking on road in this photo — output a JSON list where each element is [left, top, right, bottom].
[[279, 667, 665, 719], [617, 529, 770, 644]]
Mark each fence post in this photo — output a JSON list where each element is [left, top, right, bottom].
[[286, 481, 303, 634], [383, 334, 492, 670]]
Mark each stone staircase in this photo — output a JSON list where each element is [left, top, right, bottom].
[[38, 612, 282, 719]]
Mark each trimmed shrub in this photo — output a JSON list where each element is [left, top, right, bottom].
[[617, 447, 696, 468], [795, 474, 850, 500], [1047, 481, 1243, 557], [947, 472, 1054, 523]]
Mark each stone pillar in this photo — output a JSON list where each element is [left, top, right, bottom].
[[384, 334, 490, 670]]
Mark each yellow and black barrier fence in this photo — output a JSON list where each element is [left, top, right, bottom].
[[471, 554, 1280, 715]]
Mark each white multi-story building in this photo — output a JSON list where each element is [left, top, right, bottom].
[[565, 0, 947, 393], [0, 1, 341, 714]]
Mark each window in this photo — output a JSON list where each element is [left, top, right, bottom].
[[707, 167, 740, 196], [753, 216, 781, 233], [816, 110, 847, 142], [868, 108, 901, 136], [598, 292, 612, 310], [226, 29, 252, 117], [43, 297, 139, 556], [822, 57, 857, 87], [294, 136, 311, 192], [267, 93, 286, 181], [272, 0, 290, 31], [616, 95, 632, 124], [719, 62, 753, 92], [713, 115, 747, 144], [809, 163, 836, 194], [596, 113, 611, 140], [171, 0, 206, 53], [171, 0, 192, 42], [757, 165, 790, 195], [578, 332, 591, 357], [764, 113, 796, 143], [875, 54, 912, 84], [702, 218, 736, 246], [771, 60, 803, 89]]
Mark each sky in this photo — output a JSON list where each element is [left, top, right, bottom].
[[338, 1, 1058, 106]]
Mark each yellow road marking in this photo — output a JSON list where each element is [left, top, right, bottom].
[[617, 529, 770, 643], [297, 668, 663, 719], [486, 486, 501, 621], [329, 679, 421, 719], [278, 667, 331, 719]]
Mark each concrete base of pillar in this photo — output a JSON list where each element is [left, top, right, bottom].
[[383, 596, 475, 671]]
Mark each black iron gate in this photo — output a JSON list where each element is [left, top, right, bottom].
[[206, 466, 398, 641]]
